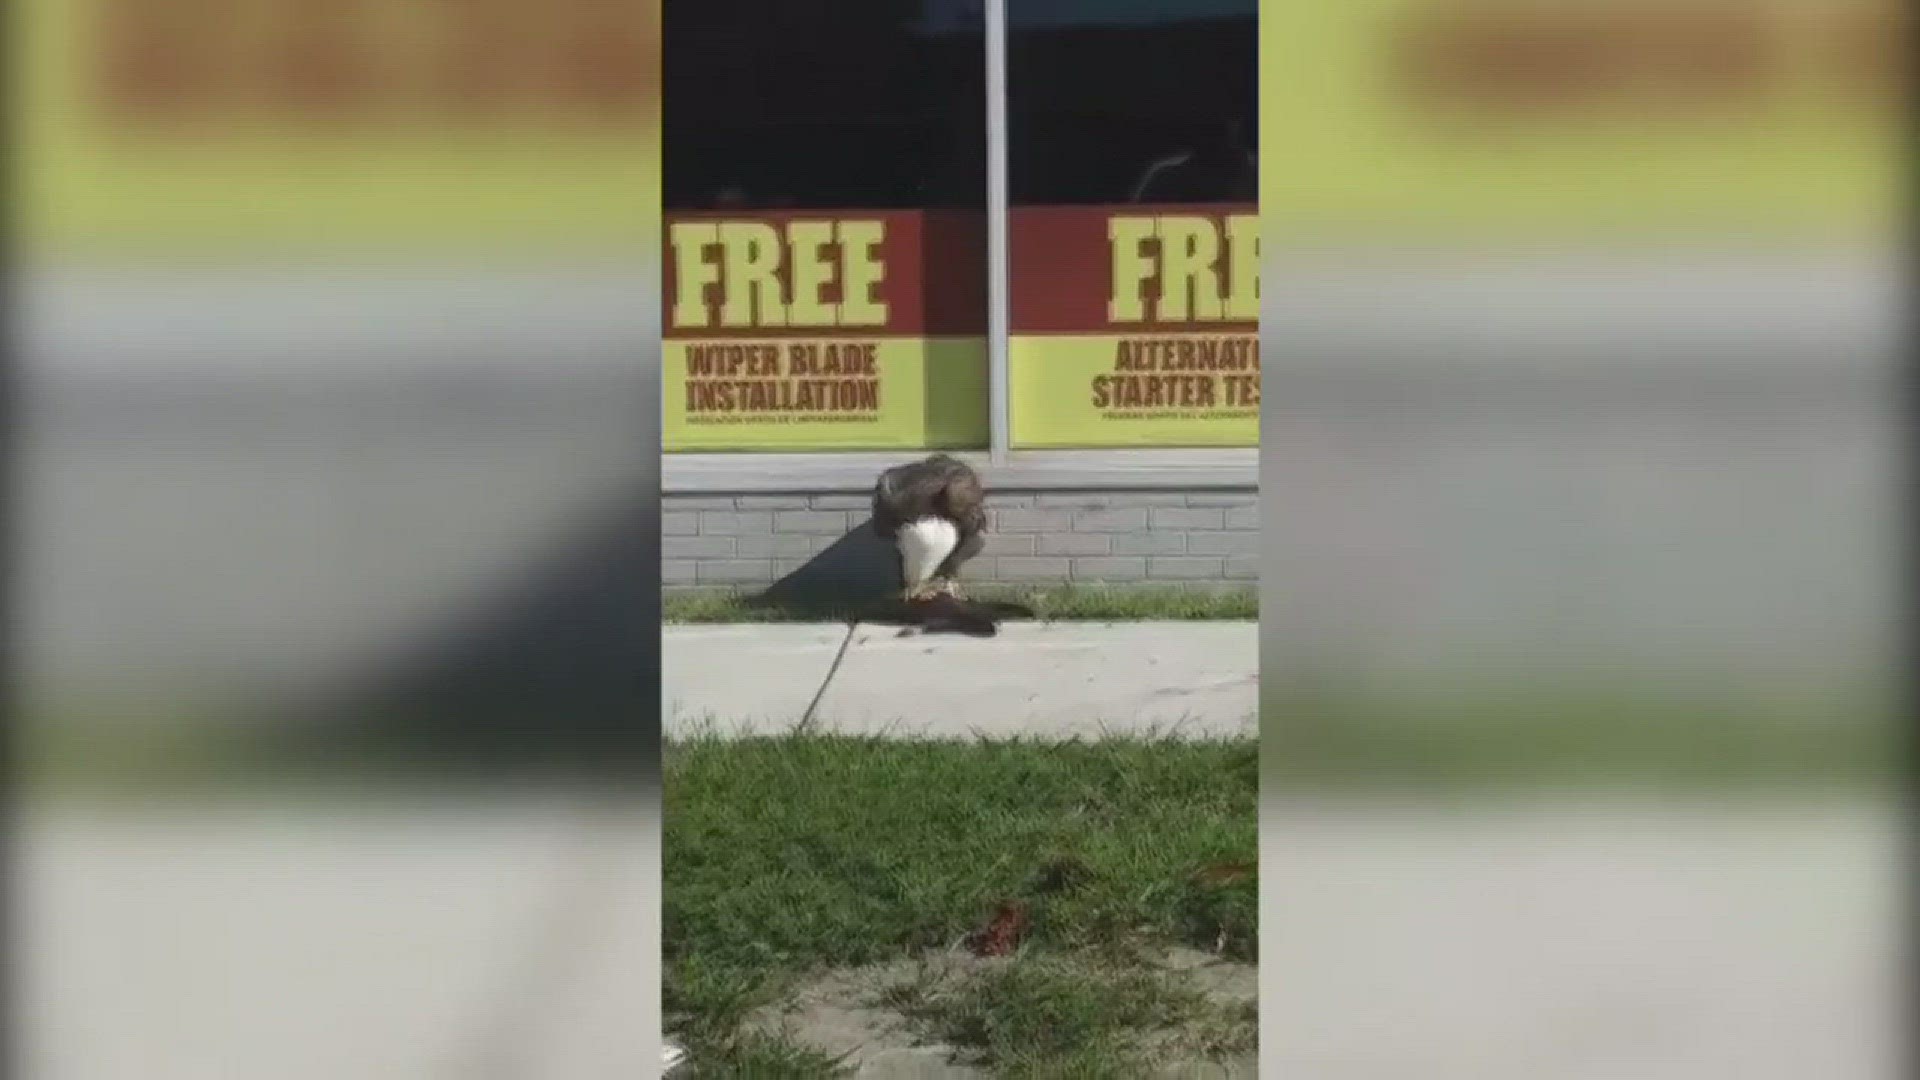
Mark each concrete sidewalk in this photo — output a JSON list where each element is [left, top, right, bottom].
[[663, 621, 1257, 739]]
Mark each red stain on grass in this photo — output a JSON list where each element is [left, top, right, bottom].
[[968, 901, 1031, 957]]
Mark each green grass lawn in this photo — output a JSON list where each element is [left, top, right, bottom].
[[664, 732, 1258, 1076], [663, 584, 1257, 624]]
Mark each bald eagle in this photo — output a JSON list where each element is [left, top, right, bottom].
[[871, 453, 987, 603]]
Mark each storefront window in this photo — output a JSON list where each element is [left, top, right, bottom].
[[1005, 0, 1258, 448], [663, 2, 988, 451], [661, 0, 1258, 454]]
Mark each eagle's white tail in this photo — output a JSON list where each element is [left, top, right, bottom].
[[898, 516, 960, 594]]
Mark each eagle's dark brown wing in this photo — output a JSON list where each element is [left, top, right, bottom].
[[869, 463, 918, 540], [933, 457, 987, 536], [872, 454, 985, 540]]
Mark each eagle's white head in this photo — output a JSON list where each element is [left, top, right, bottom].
[[897, 516, 960, 600]]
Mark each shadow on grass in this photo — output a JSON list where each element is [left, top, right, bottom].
[[701, 518, 1036, 634], [754, 518, 901, 616]]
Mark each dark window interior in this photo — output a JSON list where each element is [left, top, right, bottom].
[[1010, 11, 1256, 205], [663, 0, 1253, 211]]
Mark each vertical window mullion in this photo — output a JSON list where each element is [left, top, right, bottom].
[[985, 0, 1012, 464]]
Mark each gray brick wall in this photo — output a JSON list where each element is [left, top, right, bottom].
[[662, 488, 1258, 589]]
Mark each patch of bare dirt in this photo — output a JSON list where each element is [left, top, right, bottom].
[[741, 948, 1257, 1078]]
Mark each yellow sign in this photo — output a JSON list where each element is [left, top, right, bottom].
[[663, 212, 990, 452], [1107, 215, 1261, 324], [1009, 335, 1259, 448], [668, 220, 892, 330], [1008, 207, 1258, 449], [664, 339, 989, 452]]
